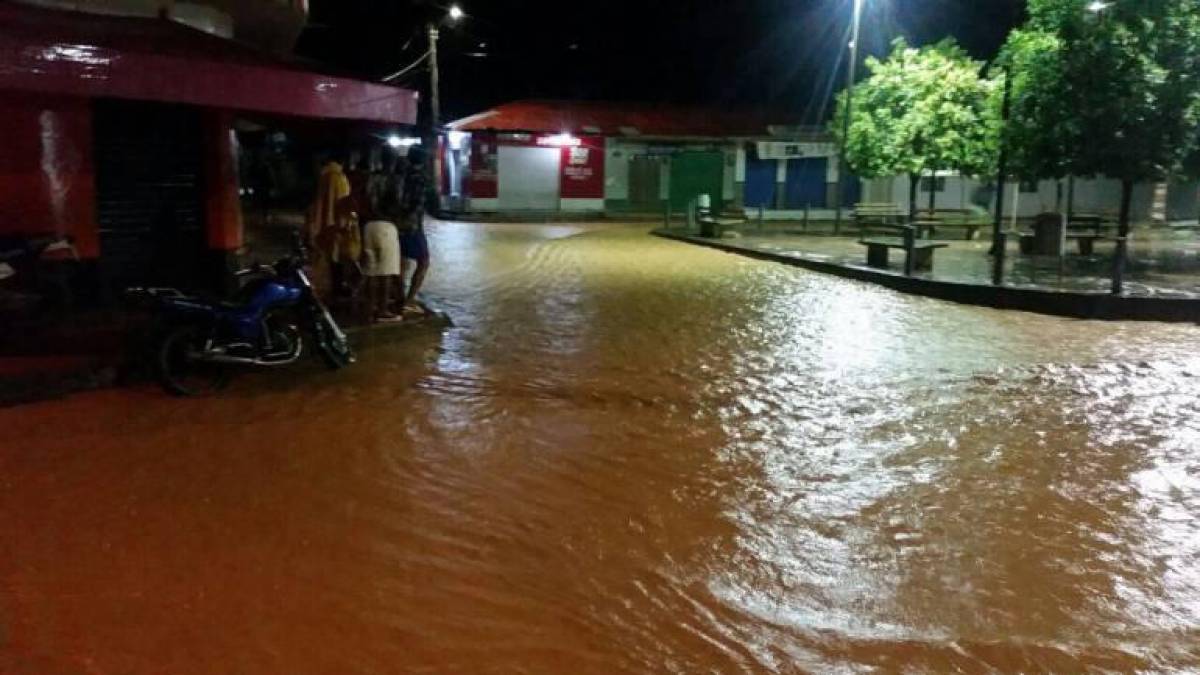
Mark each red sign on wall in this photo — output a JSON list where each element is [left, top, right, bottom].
[[466, 133, 498, 199], [559, 137, 604, 200]]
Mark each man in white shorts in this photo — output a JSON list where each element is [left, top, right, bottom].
[[362, 218, 401, 322]]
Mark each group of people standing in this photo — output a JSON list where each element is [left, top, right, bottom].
[[307, 144, 431, 323]]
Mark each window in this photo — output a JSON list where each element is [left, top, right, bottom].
[[919, 176, 947, 192]]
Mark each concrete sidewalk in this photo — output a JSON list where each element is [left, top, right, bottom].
[[0, 355, 120, 407]]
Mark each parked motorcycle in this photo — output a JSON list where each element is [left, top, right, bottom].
[[127, 236, 355, 396]]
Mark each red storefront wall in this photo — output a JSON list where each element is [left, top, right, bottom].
[[0, 93, 99, 257], [463, 132, 604, 205], [0, 94, 243, 259], [0, 2, 417, 269]]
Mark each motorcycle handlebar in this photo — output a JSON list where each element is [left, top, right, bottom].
[[235, 263, 276, 278]]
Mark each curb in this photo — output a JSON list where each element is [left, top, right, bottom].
[[0, 360, 120, 408], [0, 313, 454, 409]]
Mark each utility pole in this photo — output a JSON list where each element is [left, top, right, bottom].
[[833, 0, 864, 235], [428, 23, 441, 135], [991, 65, 1013, 286], [422, 22, 441, 204]]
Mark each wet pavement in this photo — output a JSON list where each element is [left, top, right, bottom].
[[3, 220, 1200, 673], [702, 225, 1200, 297]]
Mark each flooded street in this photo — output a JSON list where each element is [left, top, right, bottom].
[[4, 220, 1200, 673]]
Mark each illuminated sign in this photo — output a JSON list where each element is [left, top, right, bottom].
[[537, 133, 581, 147]]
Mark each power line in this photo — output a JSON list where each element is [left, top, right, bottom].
[[382, 49, 432, 82]]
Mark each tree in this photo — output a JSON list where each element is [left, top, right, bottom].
[[832, 38, 997, 220], [1004, 0, 1200, 291], [997, 29, 1076, 185]]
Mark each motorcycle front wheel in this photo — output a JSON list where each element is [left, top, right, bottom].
[[311, 319, 354, 370], [155, 324, 231, 396]]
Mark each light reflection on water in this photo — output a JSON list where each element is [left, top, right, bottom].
[[2, 221, 1200, 673]]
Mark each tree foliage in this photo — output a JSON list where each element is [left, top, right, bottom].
[[832, 39, 997, 215], [1002, 0, 1200, 192], [996, 29, 1073, 181]]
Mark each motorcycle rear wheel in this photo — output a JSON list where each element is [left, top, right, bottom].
[[155, 324, 232, 396]]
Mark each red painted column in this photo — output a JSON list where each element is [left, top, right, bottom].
[[0, 93, 98, 257], [202, 109, 243, 252]]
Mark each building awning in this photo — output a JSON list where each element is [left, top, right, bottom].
[[0, 2, 418, 125]]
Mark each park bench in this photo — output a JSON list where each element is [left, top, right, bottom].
[[914, 208, 984, 241], [1018, 214, 1110, 255], [1066, 232, 1108, 255], [697, 205, 755, 238], [1021, 231, 1108, 255], [1068, 214, 1110, 236], [858, 222, 948, 274], [853, 203, 907, 237]]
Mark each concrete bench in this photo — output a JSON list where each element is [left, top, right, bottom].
[[915, 208, 983, 241], [1067, 233, 1108, 256], [860, 238, 948, 272], [697, 206, 755, 238], [1019, 231, 1108, 256], [853, 203, 907, 236], [1067, 214, 1118, 236]]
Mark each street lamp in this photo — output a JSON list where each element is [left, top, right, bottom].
[[423, 4, 464, 199], [1087, 1, 1109, 13], [833, 0, 865, 235], [428, 4, 465, 132]]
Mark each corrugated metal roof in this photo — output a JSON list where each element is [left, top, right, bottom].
[[449, 100, 820, 139]]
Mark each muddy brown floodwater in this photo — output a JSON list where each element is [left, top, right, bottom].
[[3, 221, 1200, 673]]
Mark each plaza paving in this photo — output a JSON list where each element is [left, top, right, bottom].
[[697, 223, 1200, 298]]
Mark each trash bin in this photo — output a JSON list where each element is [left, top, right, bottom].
[[696, 194, 717, 237], [1032, 213, 1065, 255]]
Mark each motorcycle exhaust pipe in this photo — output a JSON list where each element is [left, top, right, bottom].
[[200, 344, 303, 367]]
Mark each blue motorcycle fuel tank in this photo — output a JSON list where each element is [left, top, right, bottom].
[[242, 279, 303, 310], [228, 279, 304, 337]]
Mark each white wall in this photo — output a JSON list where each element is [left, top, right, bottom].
[[561, 198, 605, 212], [604, 139, 630, 201], [856, 174, 1195, 221]]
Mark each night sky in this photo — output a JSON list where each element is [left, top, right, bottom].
[[298, 0, 1026, 125]]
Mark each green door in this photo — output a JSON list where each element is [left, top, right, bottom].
[[669, 152, 724, 212]]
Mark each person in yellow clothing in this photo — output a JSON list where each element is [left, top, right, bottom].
[[306, 153, 362, 297]]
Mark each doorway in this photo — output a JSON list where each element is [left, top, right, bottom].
[[668, 152, 724, 212], [94, 100, 205, 290], [498, 146, 561, 211], [628, 155, 663, 211]]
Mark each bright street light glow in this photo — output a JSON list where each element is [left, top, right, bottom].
[[387, 135, 422, 148], [1087, 1, 1109, 12], [537, 133, 581, 147], [448, 4, 464, 21]]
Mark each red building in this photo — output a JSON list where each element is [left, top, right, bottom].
[[0, 1, 418, 294], [444, 100, 837, 216]]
